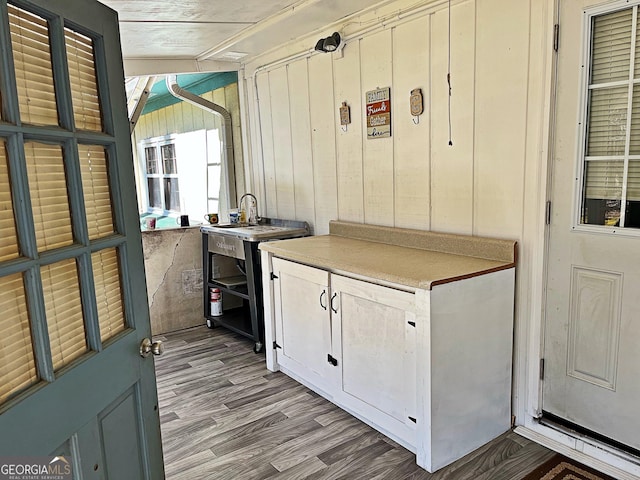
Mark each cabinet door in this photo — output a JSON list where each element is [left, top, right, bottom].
[[272, 258, 331, 385], [331, 274, 417, 442]]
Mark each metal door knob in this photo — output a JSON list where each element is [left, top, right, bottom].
[[140, 338, 164, 358]]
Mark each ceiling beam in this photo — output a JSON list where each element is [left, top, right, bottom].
[[123, 58, 240, 77]]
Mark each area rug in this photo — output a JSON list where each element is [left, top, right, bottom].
[[521, 454, 617, 480]]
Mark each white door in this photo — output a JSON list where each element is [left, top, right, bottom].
[[0, 0, 164, 477], [544, 0, 640, 452], [331, 274, 416, 445], [272, 258, 332, 385]]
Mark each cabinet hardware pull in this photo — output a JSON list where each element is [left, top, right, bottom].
[[270, 272, 279, 280], [273, 341, 281, 349], [408, 321, 416, 327], [409, 416, 417, 423], [327, 354, 338, 366], [320, 290, 327, 310], [330, 293, 338, 313]]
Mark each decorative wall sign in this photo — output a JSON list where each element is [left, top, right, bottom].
[[339, 101, 351, 131], [366, 87, 391, 139], [410, 88, 423, 116]]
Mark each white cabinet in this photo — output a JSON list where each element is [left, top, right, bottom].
[[331, 274, 417, 447], [270, 258, 417, 447], [271, 257, 332, 393], [262, 246, 515, 473]]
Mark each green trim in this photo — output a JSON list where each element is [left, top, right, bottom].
[[141, 71, 238, 115]]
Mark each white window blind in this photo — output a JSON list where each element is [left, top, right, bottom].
[[8, 4, 58, 126], [585, 161, 623, 200], [591, 9, 632, 84], [582, 6, 640, 228], [629, 160, 640, 201]]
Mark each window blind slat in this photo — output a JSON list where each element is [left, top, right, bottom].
[[0, 141, 19, 262], [92, 249, 126, 343], [79, 145, 114, 239], [628, 161, 640, 201], [585, 160, 624, 199], [65, 28, 102, 132], [587, 86, 628, 156], [8, 5, 58, 126], [591, 9, 632, 84], [25, 142, 73, 251], [0, 273, 37, 404], [41, 260, 87, 371]]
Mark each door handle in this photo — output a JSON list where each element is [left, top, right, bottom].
[[140, 338, 164, 358], [319, 290, 327, 310], [330, 293, 338, 313]]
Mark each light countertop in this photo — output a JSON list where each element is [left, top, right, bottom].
[[259, 221, 516, 290]]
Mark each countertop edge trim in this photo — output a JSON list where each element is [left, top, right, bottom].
[[426, 263, 517, 290]]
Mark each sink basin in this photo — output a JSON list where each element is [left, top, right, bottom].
[[201, 218, 310, 241]]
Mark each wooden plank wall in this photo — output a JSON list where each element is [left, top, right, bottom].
[[247, 0, 532, 238], [132, 82, 245, 210]]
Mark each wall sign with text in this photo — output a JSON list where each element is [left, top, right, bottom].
[[366, 87, 391, 139]]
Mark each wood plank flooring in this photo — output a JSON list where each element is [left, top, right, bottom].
[[154, 326, 555, 480]]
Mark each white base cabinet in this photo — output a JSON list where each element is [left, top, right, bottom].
[[331, 273, 418, 449], [263, 254, 515, 473]]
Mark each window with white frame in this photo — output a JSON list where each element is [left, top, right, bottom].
[[144, 141, 180, 212], [580, 6, 640, 229]]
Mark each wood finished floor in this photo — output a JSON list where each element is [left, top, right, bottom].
[[154, 326, 556, 480]]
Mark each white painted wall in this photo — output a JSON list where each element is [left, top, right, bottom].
[[241, 0, 555, 426]]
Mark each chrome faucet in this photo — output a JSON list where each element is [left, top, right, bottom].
[[239, 193, 259, 224]]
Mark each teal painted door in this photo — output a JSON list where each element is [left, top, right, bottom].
[[0, 0, 164, 478]]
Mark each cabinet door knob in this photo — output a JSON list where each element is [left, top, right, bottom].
[[319, 290, 327, 310], [330, 292, 338, 313]]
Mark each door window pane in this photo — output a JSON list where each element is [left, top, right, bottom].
[[591, 9, 632, 84], [0, 273, 37, 404], [8, 5, 58, 126], [65, 28, 102, 131], [25, 142, 73, 251], [79, 145, 114, 239], [0, 140, 19, 261], [586, 87, 628, 157], [582, 160, 623, 226], [92, 249, 125, 343], [629, 85, 640, 155], [580, 7, 640, 229], [626, 160, 640, 228], [41, 259, 87, 371]]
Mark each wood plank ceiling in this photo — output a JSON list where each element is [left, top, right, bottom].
[[99, 0, 390, 74]]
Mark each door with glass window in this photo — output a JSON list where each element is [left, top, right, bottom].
[[0, 0, 164, 477], [544, 0, 640, 452]]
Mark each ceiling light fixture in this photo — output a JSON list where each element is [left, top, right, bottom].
[[315, 32, 343, 53]]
